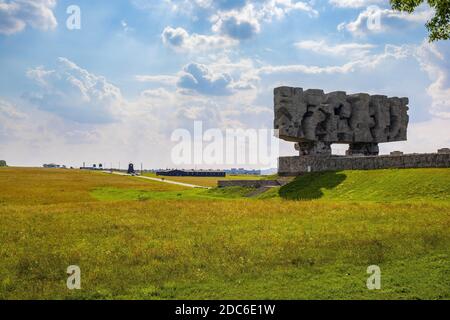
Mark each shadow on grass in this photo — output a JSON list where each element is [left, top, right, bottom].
[[279, 171, 347, 200]]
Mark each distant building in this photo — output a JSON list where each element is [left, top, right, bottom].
[[224, 168, 261, 175], [437, 148, 450, 154], [43, 164, 61, 168], [156, 169, 226, 177]]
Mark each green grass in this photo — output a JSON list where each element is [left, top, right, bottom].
[[91, 186, 255, 201], [260, 169, 450, 202], [0, 167, 449, 300], [0, 167, 188, 206]]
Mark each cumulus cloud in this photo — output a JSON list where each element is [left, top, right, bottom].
[[211, 5, 260, 39], [213, 15, 259, 40], [139, 1, 318, 41], [135, 82, 260, 141], [0, 0, 57, 35], [415, 41, 450, 119], [211, 0, 318, 39], [295, 40, 376, 58], [338, 4, 433, 36], [138, 42, 411, 95], [177, 62, 234, 95], [136, 56, 259, 95], [25, 57, 125, 123], [161, 26, 238, 51]]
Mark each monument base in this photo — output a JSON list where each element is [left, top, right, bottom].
[[278, 153, 450, 176]]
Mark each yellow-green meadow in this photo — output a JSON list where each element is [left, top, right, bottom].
[[0, 167, 449, 299]]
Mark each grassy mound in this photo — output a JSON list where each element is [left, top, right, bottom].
[[260, 168, 450, 202]]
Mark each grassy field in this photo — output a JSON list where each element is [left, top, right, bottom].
[[143, 172, 263, 187], [0, 167, 449, 300]]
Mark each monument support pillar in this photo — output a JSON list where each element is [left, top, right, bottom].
[[347, 143, 380, 156], [295, 141, 332, 156]]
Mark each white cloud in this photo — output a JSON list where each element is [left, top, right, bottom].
[[0, 97, 66, 148], [259, 43, 410, 74], [211, 0, 318, 39], [380, 118, 450, 155], [161, 26, 238, 51], [25, 57, 125, 123], [140, 87, 173, 100], [295, 40, 376, 58], [175, 103, 223, 129], [0, 0, 57, 35], [138, 1, 318, 41], [338, 4, 433, 36], [2, 39, 449, 168], [137, 56, 259, 96], [135, 74, 179, 85], [0, 94, 173, 168], [415, 41, 450, 119], [0, 24, 276, 167], [259, 63, 354, 75], [331, 117, 450, 156], [177, 62, 234, 95], [211, 4, 261, 39], [0, 98, 26, 119], [329, 0, 384, 8], [0, 99, 28, 140]]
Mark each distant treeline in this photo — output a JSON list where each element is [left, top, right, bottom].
[[0, 160, 7, 167]]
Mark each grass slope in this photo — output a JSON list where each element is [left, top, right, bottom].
[[260, 169, 450, 202], [0, 167, 449, 300]]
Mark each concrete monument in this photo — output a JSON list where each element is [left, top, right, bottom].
[[274, 86, 450, 175], [274, 87, 409, 156]]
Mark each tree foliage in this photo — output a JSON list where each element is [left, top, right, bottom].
[[0, 160, 7, 167], [390, 0, 450, 41]]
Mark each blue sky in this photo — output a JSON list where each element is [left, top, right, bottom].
[[0, 0, 449, 168]]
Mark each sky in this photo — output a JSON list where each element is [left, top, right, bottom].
[[0, 0, 449, 169]]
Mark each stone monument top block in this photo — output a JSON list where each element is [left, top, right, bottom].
[[274, 86, 409, 156]]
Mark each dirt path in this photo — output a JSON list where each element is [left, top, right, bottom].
[[107, 171, 211, 189]]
